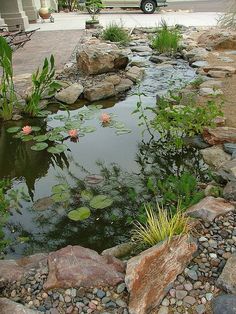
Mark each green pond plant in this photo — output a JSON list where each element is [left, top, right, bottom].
[[132, 202, 190, 248], [0, 37, 18, 121]]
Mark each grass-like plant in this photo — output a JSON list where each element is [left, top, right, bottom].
[[0, 37, 18, 121], [24, 55, 61, 117], [151, 20, 181, 54], [190, 76, 205, 89], [132, 203, 189, 247], [102, 23, 130, 44], [218, 1, 236, 29]]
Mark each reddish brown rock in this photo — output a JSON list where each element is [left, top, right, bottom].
[[43, 245, 125, 290], [203, 127, 236, 145], [186, 196, 234, 222], [125, 235, 197, 314], [198, 30, 236, 50], [0, 298, 41, 313], [0, 253, 47, 283]]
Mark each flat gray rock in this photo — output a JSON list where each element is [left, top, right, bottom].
[[191, 61, 209, 68], [217, 255, 236, 293], [0, 298, 42, 314], [212, 294, 236, 314]]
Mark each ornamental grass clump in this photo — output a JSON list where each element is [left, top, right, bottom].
[[218, 0, 236, 29], [132, 203, 189, 248], [151, 20, 181, 54], [102, 23, 130, 44]]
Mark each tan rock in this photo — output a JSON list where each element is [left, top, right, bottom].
[[84, 82, 115, 101], [125, 235, 197, 314], [186, 196, 234, 222], [199, 80, 223, 89], [203, 127, 236, 145], [207, 70, 231, 78], [0, 298, 41, 314], [76, 42, 128, 75], [101, 242, 136, 258], [105, 75, 121, 86], [201, 145, 231, 169], [198, 30, 236, 50], [55, 83, 84, 104], [115, 78, 133, 93], [126, 66, 144, 83], [203, 65, 236, 74], [44, 245, 125, 290]]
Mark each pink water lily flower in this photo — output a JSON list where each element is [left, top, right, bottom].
[[22, 125, 32, 135], [100, 113, 111, 124], [68, 129, 78, 138]]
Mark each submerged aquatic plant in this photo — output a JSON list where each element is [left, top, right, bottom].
[[132, 203, 189, 248]]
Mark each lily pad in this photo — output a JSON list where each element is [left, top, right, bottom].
[[21, 135, 34, 142], [47, 144, 67, 154], [34, 134, 49, 142], [7, 126, 21, 133], [115, 129, 132, 135], [31, 126, 41, 132], [89, 195, 113, 209], [31, 142, 48, 151], [52, 184, 69, 194], [81, 190, 93, 201], [52, 192, 70, 203], [48, 134, 64, 141], [68, 207, 91, 221], [81, 126, 96, 133], [36, 110, 52, 117]]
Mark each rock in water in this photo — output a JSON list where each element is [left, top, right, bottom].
[[125, 235, 197, 314], [43, 245, 125, 290], [55, 83, 84, 104], [76, 41, 128, 75]]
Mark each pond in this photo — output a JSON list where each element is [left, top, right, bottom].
[[0, 57, 207, 258]]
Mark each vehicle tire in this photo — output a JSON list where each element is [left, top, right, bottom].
[[86, 4, 101, 14], [141, 0, 156, 14]]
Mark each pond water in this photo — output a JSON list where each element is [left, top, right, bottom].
[[0, 58, 205, 258]]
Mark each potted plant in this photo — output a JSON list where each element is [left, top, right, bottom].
[[84, 0, 103, 29]]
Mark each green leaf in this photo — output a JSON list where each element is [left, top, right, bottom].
[[81, 190, 93, 201], [89, 195, 113, 209], [21, 135, 34, 142], [52, 184, 69, 194], [81, 126, 96, 133], [47, 144, 67, 154], [34, 134, 48, 142], [52, 192, 70, 203], [35, 110, 52, 117], [7, 127, 21, 133], [48, 134, 64, 141], [31, 126, 41, 132], [68, 207, 91, 221], [31, 142, 48, 151]]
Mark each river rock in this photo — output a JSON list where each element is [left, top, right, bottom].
[[126, 66, 144, 83], [84, 82, 115, 101], [223, 182, 236, 201], [224, 143, 236, 155], [76, 41, 128, 75], [217, 255, 236, 293], [191, 61, 209, 68], [200, 146, 231, 169], [101, 242, 135, 258], [125, 235, 197, 314], [218, 159, 236, 182], [0, 298, 42, 314], [186, 196, 234, 222], [199, 80, 223, 89], [115, 78, 133, 93], [199, 87, 223, 97], [0, 253, 47, 284], [184, 47, 209, 62], [149, 55, 172, 64], [131, 46, 152, 53], [207, 70, 231, 78], [55, 83, 83, 104], [203, 127, 236, 145], [104, 75, 121, 86], [212, 294, 236, 314], [203, 65, 236, 74], [43, 245, 125, 290]]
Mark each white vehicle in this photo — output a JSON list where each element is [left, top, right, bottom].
[[80, 0, 167, 14]]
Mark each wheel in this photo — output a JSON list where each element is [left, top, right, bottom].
[[141, 0, 156, 14], [50, 16, 55, 23], [86, 4, 101, 14]]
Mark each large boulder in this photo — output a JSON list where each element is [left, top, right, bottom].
[[212, 294, 236, 314], [76, 41, 129, 75], [200, 145, 231, 169], [0, 253, 47, 284], [55, 83, 83, 104], [186, 196, 234, 222], [217, 255, 236, 293], [84, 82, 115, 101], [43, 245, 125, 290], [203, 127, 236, 145], [198, 30, 236, 50], [125, 235, 197, 314], [0, 298, 42, 314]]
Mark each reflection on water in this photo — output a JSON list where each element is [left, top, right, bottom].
[[0, 59, 200, 258]]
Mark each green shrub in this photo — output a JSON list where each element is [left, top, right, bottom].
[[151, 97, 223, 148], [102, 23, 130, 44], [132, 203, 189, 247], [151, 20, 181, 54]]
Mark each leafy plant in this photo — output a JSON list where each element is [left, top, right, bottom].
[[151, 20, 181, 54], [86, 0, 104, 21], [132, 203, 189, 248], [150, 96, 223, 148], [0, 37, 18, 121], [24, 55, 61, 117], [102, 23, 130, 44]]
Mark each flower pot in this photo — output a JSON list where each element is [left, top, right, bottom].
[[85, 20, 99, 29], [39, 0, 51, 19]]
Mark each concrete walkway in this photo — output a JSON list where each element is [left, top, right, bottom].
[[29, 11, 220, 31]]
